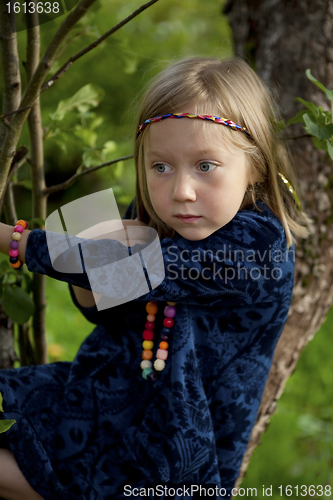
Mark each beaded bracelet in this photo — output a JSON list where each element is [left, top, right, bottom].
[[9, 219, 29, 269]]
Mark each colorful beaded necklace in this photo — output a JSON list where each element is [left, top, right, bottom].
[[140, 301, 176, 382]]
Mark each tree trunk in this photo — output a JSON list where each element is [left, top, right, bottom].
[[224, 0, 333, 486]]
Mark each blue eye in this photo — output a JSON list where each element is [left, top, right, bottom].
[[199, 162, 216, 172], [154, 164, 170, 173]]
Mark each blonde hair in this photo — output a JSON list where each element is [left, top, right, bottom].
[[133, 57, 310, 247]]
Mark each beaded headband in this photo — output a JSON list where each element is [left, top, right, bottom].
[[137, 112, 252, 139]]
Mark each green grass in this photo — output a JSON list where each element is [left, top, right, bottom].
[[44, 277, 93, 362]]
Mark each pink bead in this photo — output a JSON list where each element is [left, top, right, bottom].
[[9, 249, 18, 258], [156, 348, 168, 361], [163, 318, 174, 328], [14, 225, 24, 234], [147, 314, 155, 322], [24, 220, 29, 229], [10, 240, 19, 250], [145, 321, 155, 331], [164, 305, 176, 318]]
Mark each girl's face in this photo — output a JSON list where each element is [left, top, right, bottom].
[[144, 115, 252, 241]]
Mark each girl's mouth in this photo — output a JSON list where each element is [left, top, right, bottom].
[[175, 215, 202, 223]]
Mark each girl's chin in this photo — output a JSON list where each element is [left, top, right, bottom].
[[175, 227, 216, 241]]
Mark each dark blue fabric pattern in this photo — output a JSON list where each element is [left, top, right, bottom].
[[0, 200, 295, 499]]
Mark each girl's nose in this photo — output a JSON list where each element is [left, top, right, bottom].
[[172, 173, 196, 202]]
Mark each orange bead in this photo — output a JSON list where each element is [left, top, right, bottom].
[[147, 314, 155, 322], [16, 219, 27, 229], [159, 341, 169, 350], [10, 260, 22, 269], [142, 349, 153, 360], [146, 302, 158, 315]]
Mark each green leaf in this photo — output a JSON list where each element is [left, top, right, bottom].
[[288, 109, 308, 125], [306, 69, 333, 103], [0, 393, 16, 433], [73, 126, 97, 148], [0, 419, 16, 433], [0, 261, 11, 273], [90, 116, 104, 130], [306, 69, 327, 93], [327, 140, 333, 161], [312, 136, 328, 152], [295, 97, 319, 117], [15, 179, 32, 190], [102, 141, 117, 156], [3, 285, 35, 325], [28, 217, 45, 227], [113, 161, 124, 180], [303, 114, 333, 140], [49, 84, 105, 121]]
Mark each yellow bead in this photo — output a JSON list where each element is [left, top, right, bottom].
[[167, 302, 176, 306], [154, 359, 165, 371], [141, 360, 152, 370], [142, 340, 154, 350], [12, 232, 21, 241]]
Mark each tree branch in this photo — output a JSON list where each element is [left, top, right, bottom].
[[0, 0, 97, 201], [40, 0, 161, 93], [0, 1, 21, 196], [26, 9, 48, 365], [284, 133, 312, 140], [43, 155, 134, 196]]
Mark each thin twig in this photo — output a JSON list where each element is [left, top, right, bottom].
[[284, 133, 312, 140], [0, 0, 98, 201], [43, 154, 134, 195], [40, 0, 161, 93]]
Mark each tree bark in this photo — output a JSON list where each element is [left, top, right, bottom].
[[0, 3, 21, 369], [224, 0, 333, 487]]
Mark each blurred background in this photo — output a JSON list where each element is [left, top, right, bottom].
[[1, 0, 332, 495]]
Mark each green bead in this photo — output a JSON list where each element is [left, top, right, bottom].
[[142, 367, 153, 380]]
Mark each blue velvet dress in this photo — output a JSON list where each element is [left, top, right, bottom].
[[0, 200, 295, 499]]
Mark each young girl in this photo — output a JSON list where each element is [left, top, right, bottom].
[[0, 57, 308, 500]]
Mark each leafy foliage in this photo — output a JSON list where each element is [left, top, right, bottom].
[[288, 70, 333, 160], [0, 393, 16, 434], [0, 258, 35, 325]]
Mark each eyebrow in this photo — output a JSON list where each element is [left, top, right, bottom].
[[145, 149, 228, 158]]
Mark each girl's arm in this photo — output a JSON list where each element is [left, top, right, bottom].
[[0, 220, 148, 309], [0, 222, 31, 263]]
